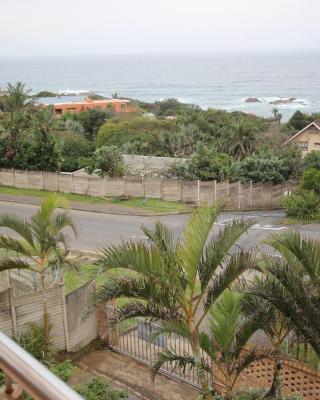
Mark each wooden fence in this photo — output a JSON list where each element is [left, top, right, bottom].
[[0, 281, 97, 352], [0, 169, 296, 209]]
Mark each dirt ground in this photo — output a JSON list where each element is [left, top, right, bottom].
[[75, 349, 199, 400]]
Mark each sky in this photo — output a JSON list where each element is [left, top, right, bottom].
[[1, 0, 320, 56]]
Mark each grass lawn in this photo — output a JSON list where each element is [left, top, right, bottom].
[[110, 197, 191, 213], [0, 185, 191, 213], [0, 185, 104, 204]]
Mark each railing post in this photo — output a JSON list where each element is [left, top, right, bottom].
[[41, 171, 44, 190], [250, 180, 253, 208], [105, 176, 108, 196], [238, 181, 241, 210], [260, 183, 264, 209], [214, 180, 217, 205], [12, 168, 15, 188]]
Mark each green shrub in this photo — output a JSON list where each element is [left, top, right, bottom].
[[168, 144, 232, 181], [283, 190, 320, 221], [234, 150, 295, 184], [17, 323, 52, 364], [95, 116, 176, 154], [303, 150, 320, 170], [303, 168, 320, 194], [0, 370, 4, 386], [50, 360, 74, 382], [85, 146, 126, 177], [75, 377, 128, 400], [57, 132, 93, 172]]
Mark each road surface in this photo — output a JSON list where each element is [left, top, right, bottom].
[[0, 201, 305, 254]]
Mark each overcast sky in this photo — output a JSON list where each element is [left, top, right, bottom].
[[1, 0, 320, 56]]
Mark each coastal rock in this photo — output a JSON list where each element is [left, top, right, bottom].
[[269, 97, 297, 105], [245, 97, 261, 103]]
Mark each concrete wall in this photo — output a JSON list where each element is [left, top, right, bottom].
[[0, 283, 98, 352], [122, 154, 186, 176], [0, 168, 296, 209]]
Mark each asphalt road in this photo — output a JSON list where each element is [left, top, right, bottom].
[[0, 200, 308, 254]]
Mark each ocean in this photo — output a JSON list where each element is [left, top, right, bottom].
[[1, 51, 320, 120]]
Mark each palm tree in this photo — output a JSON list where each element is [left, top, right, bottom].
[[96, 205, 256, 399], [32, 106, 57, 138], [0, 194, 77, 342], [225, 121, 257, 161], [153, 289, 269, 400], [244, 279, 291, 400], [0, 82, 33, 112], [252, 231, 320, 355]]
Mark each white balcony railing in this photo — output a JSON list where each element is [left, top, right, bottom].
[[0, 331, 83, 399]]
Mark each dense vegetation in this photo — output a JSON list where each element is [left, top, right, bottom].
[[94, 205, 316, 400], [0, 82, 313, 184]]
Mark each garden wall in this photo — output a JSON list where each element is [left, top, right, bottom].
[[0, 168, 296, 209], [0, 282, 97, 352]]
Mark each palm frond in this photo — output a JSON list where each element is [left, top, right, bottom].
[[205, 250, 256, 311], [0, 236, 34, 258], [265, 231, 320, 280], [110, 301, 179, 324], [198, 219, 254, 290], [151, 349, 197, 382], [97, 241, 165, 277], [179, 205, 218, 289], [52, 211, 77, 238], [0, 257, 31, 272], [142, 221, 177, 254], [0, 214, 34, 247]]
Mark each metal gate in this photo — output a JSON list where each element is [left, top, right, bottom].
[[107, 315, 212, 389]]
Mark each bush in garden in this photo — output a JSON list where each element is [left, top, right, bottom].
[[303, 150, 320, 170], [283, 190, 320, 221], [85, 146, 126, 177], [75, 377, 128, 400], [303, 168, 320, 194], [50, 360, 74, 382]]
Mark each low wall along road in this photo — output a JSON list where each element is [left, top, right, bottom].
[[0, 168, 295, 210]]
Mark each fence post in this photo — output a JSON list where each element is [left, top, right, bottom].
[[12, 168, 15, 187], [142, 176, 145, 198], [86, 176, 89, 195], [26, 170, 29, 189], [197, 180, 200, 206], [214, 180, 217, 205], [105, 176, 108, 196], [41, 171, 44, 190], [9, 287, 18, 337], [226, 180, 230, 199], [123, 176, 126, 196], [71, 174, 74, 194], [60, 284, 70, 352], [160, 177, 163, 199], [238, 181, 241, 210], [260, 183, 264, 209], [250, 180, 253, 209], [180, 180, 183, 202]]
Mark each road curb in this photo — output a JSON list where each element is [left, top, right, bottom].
[[0, 195, 191, 217]]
